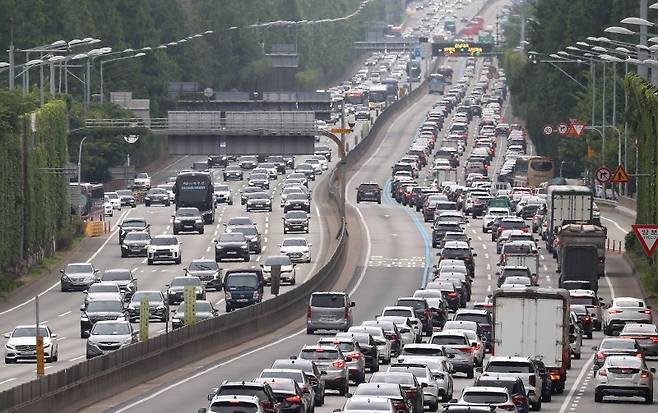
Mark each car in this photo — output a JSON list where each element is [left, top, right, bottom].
[[83, 282, 123, 306], [165, 276, 206, 305], [482, 207, 510, 233], [569, 289, 603, 330], [357, 183, 382, 203], [215, 232, 251, 262], [388, 363, 443, 412], [306, 291, 355, 334], [206, 382, 280, 413], [103, 196, 113, 216], [171, 300, 218, 329], [223, 269, 264, 312], [603, 297, 653, 335], [362, 320, 403, 358], [369, 372, 423, 413], [120, 230, 150, 258], [318, 336, 367, 384], [127, 290, 169, 323], [283, 210, 310, 234], [454, 386, 518, 411], [570, 305, 594, 339], [186, 259, 222, 291], [337, 331, 380, 372], [200, 395, 265, 413], [437, 241, 476, 277], [248, 172, 271, 190], [381, 306, 422, 339], [443, 328, 484, 367], [453, 309, 493, 352], [619, 323, 658, 356], [595, 355, 655, 403], [480, 356, 544, 411], [105, 191, 122, 210], [314, 144, 332, 162], [147, 235, 181, 265], [133, 172, 151, 189], [354, 109, 372, 121], [116, 189, 137, 207], [351, 382, 412, 413], [569, 311, 584, 359], [79, 298, 127, 338], [213, 184, 233, 205], [395, 297, 434, 336], [349, 325, 393, 365], [280, 237, 312, 263], [245, 191, 273, 212], [118, 217, 150, 244], [281, 186, 308, 207], [295, 164, 316, 181], [4, 325, 58, 363], [396, 343, 446, 365], [429, 331, 474, 378], [239, 155, 258, 169], [255, 377, 313, 413], [60, 262, 100, 292], [283, 193, 311, 213], [172, 207, 204, 234], [261, 255, 296, 285], [86, 320, 137, 359], [228, 225, 263, 254], [271, 359, 326, 406], [144, 188, 170, 206], [225, 216, 255, 229], [223, 165, 244, 181], [472, 376, 530, 412], [593, 337, 645, 371], [412, 290, 449, 329], [298, 345, 350, 395]]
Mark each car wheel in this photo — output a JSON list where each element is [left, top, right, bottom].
[[594, 389, 603, 402], [244, 256, 250, 262], [176, 257, 182, 265], [173, 229, 178, 235], [603, 324, 612, 336], [645, 389, 653, 404], [147, 259, 153, 265], [226, 306, 232, 312], [574, 350, 581, 360], [284, 229, 288, 234], [306, 327, 315, 335], [339, 381, 349, 396], [429, 401, 438, 412], [531, 398, 541, 411], [542, 388, 552, 402], [290, 278, 296, 286], [145, 202, 150, 207], [199, 228, 204, 235], [466, 368, 474, 379], [5, 358, 13, 364], [587, 331, 593, 339]]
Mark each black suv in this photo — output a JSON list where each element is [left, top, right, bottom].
[[283, 211, 310, 234], [80, 298, 127, 338], [172, 207, 204, 234], [438, 241, 476, 277], [432, 222, 463, 248], [127, 291, 168, 323], [266, 155, 287, 174], [207, 381, 281, 413], [208, 155, 229, 168], [144, 188, 170, 207], [356, 183, 382, 204], [223, 165, 244, 181], [227, 225, 262, 254], [186, 259, 222, 291], [214, 232, 250, 262], [453, 309, 493, 351], [118, 217, 150, 244]]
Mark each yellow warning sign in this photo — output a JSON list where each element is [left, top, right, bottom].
[[611, 164, 630, 183]]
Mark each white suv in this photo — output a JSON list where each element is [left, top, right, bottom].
[[133, 172, 151, 189], [147, 235, 181, 265], [105, 192, 122, 210], [480, 356, 544, 410]]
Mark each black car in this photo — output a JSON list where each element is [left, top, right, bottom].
[[172, 207, 204, 235], [215, 232, 250, 262], [239, 155, 258, 169], [120, 231, 150, 258], [245, 192, 273, 212], [283, 193, 311, 213], [223, 165, 244, 181], [144, 188, 170, 207], [118, 217, 150, 244], [241, 186, 262, 204], [228, 225, 262, 254], [80, 298, 127, 338], [295, 164, 315, 181], [248, 173, 271, 190], [207, 381, 281, 413], [432, 223, 463, 249], [438, 242, 476, 278], [266, 155, 287, 174], [116, 189, 137, 207], [283, 211, 310, 234], [356, 183, 382, 204], [165, 276, 206, 305], [208, 155, 229, 168], [127, 291, 168, 323], [186, 259, 222, 291]]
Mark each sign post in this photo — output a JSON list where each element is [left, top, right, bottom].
[[631, 224, 658, 257], [35, 296, 44, 376], [270, 264, 281, 296], [184, 285, 197, 326], [139, 297, 149, 342]]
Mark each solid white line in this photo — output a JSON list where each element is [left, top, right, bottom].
[[58, 311, 72, 317], [0, 378, 16, 386], [69, 355, 85, 362], [600, 216, 628, 234]]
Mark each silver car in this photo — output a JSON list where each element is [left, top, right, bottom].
[[348, 325, 392, 364], [83, 282, 123, 306], [595, 355, 655, 403], [341, 396, 395, 413], [388, 363, 442, 411], [429, 331, 474, 378], [377, 315, 416, 345], [298, 345, 350, 395], [395, 356, 454, 402], [306, 292, 355, 334], [603, 297, 653, 335], [86, 320, 137, 359], [318, 336, 366, 383], [619, 323, 658, 357]]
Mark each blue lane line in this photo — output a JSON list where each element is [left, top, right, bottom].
[[383, 177, 433, 287]]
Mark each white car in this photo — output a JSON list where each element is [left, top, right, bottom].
[[5, 325, 58, 363], [279, 237, 312, 263], [381, 306, 422, 338], [482, 207, 510, 232], [103, 196, 113, 216], [156, 184, 175, 202], [105, 192, 122, 210], [133, 172, 151, 189], [147, 235, 182, 265]]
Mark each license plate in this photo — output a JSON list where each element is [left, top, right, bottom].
[[236, 299, 248, 302], [320, 317, 335, 322], [227, 251, 236, 254]]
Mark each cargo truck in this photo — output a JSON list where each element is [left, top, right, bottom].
[[556, 224, 606, 290], [545, 185, 593, 254], [492, 287, 570, 393]]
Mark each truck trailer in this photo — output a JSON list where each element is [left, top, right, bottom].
[[556, 223, 606, 291]]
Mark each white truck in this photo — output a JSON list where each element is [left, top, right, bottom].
[[545, 185, 593, 253], [492, 287, 570, 394]]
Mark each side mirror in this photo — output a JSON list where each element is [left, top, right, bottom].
[[94, 269, 100, 273], [472, 252, 477, 257], [320, 370, 327, 375], [350, 302, 356, 308], [3, 333, 10, 339], [51, 333, 57, 338], [345, 393, 353, 398], [475, 367, 483, 373], [421, 382, 428, 388], [592, 346, 598, 351], [59, 269, 65, 274], [80, 305, 86, 311]]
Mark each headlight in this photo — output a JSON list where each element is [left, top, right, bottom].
[[6, 344, 15, 350], [195, 219, 203, 224], [172, 318, 180, 323], [81, 316, 89, 321], [253, 291, 260, 300], [240, 245, 248, 250], [121, 337, 133, 345], [225, 292, 232, 299], [174, 219, 181, 223], [156, 305, 165, 310]]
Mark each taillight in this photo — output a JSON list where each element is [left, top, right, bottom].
[[447, 291, 458, 297], [641, 370, 651, 379], [595, 351, 605, 361], [307, 306, 312, 319], [262, 401, 273, 410], [651, 336, 658, 342], [285, 395, 301, 403], [499, 405, 515, 411], [332, 360, 345, 368], [598, 368, 608, 376], [608, 309, 622, 314], [521, 227, 529, 232], [528, 375, 535, 387], [392, 400, 406, 410], [309, 377, 318, 385], [347, 351, 361, 359], [458, 346, 473, 353], [511, 394, 526, 405], [584, 315, 592, 322], [643, 309, 652, 315], [344, 307, 350, 320]]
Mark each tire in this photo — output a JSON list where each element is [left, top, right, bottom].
[[587, 331, 593, 339], [290, 278, 296, 286], [284, 229, 288, 234], [226, 306, 232, 313], [429, 402, 438, 412], [531, 398, 542, 411], [542, 389, 552, 402], [147, 259, 153, 265], [466, 368, 474, 379], [604, 324, 612, 335], [574, 350, 581, 360], [121, 251, 127, 258], [244, 256, 250, 262], [645, 389, 653, 404], [306, 327, 315, 335], [371, 361, 379, 373], [339, 381, 349, 396], [594, 389, 603, 403], [173, 229, 178, 235], [199, 228, 204, 235], [5, 357, 13, 364], [176, 257, 182, 265]]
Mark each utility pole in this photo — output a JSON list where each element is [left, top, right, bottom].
[[8, 42, 15, 90], [601, 63, 606, 171], [624, 61, 629, 196]]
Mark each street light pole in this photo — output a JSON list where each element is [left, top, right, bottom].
[[78, 136, 88, 186], [624, 60, 629, 196], [8, 42, 15, 90]]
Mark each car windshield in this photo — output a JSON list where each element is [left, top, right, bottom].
[[616, 299, 643, 308], [286, 211, 308, 219], [601, 339, 637, 350], [370, 373, 413, 385], [188, 261, 217, 271], [283, 239, 307, 247], [228, 218, 253, 226], [250, 174, 268, 180], [132, 292, 162, 302], [136, 173, 148, 179], [288, 194, 307, 201], [91, 323, 131, 336], [89, 284, 118, 293], [320, 340, 355, 352], [177, 208, 200, 217], [216, 387, 267, 399], [148, 189, 166, 195], [455, 313, 489, 324], [402, 347, 442, 356], [300, 349, 339, 360], [209, 402, 258, 413], [232, 227, 258, 237], [264, 256, 292, 266], [150, 237, 176, 246], [102, 271, 130, 281], [622, 324, 657, 334], [12, 327, 49, 337], [570, 296, 597, 306], [503, 276, 531, 285], [486, 361, 533, 373], [260, 370, 302, 381], [248, 193, 269, 200], [66, 264, 93, 273], [383, 309, 412, 317], [430, 335, 468, 345], [171, 277, 200, 287], [462, 392, 508, 404], [87, 300, 123, 312], [388, 366, 427, 378], [606, 357, 643, 369], [397, 300, 424, 311], [125, 232, 149, 241], [220, 233, 245, 242], [441, 248, 470, 259], [117, 190, 132, 197], [226, 274, 259, 288]]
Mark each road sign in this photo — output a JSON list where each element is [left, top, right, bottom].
[[542, 125, 553, 135], [330, 127, 353, 134], [558, 123, 568, 135], [184, 286, 197, 326], [611, 164, 630, 183], [594, 166, 612, 184], [139, 298, 149, 342], [572, 123, 586, 136], [632, 224, 658, 256]]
